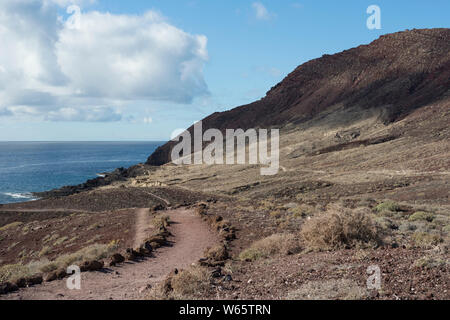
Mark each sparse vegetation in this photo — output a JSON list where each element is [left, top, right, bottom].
[[411, 232, 443, 248], [53, 236, 69, 246], [0, 222, 23, 232], [409, 211, 435, 222], [300, 208, 380, 251], [286, 279, 367, 300], [239, 233, 301, 261], [375, 201, 400, 214], [0, 242, 119, 283], [38, 246, 52, 258], [414, 255, 447, 269]]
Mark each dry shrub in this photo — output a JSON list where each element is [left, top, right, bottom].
[[375, 201, 400, 213], [409, 211, 434, 222], [152, 215, 171, 229], [411, 232, 443, 248], [204, 244, 229, 262], [239, 233, 301, 261], [287, 279, 367, 300], [300, 207, 380, 251], [151, 266, 213, 300], [170, 267, 212, 299]]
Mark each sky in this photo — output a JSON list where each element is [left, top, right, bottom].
[[0, 0, 448, 141]]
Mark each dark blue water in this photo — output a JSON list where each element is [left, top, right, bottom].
[[0, 141, 164, 204]]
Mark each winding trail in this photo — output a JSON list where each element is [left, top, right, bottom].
[[143, 191, 171, 206], [2, 207, 219, 300], [133, 208, 153, 249]]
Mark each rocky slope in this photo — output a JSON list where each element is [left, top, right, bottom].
[[147, 28, 450, 166], [34, 28, 450, 199]]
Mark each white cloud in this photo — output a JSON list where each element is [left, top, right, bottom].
[[0, 0, 209, 122], [0, 108, 12, 116], [252, 2, 271, 20], [45, 106, 122, 122]]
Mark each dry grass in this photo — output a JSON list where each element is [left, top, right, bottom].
[[169, 267, 212, 299], [414, 255, 448, 269], [0, 242, 118, 283], [239, 233, 301, 261], [411, 232, 443, 248], [286, 279, 367, 300], [0, 222, 23, 232], [300, 207, 380, 251]]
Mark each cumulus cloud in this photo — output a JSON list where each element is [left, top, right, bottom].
[[45, 106, 122, 122], [252, 2, 271, 20], [0, 0, 209, 122], [0, 108, 12, 116]]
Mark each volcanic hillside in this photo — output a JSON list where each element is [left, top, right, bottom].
[[147, 28, 450, 166]]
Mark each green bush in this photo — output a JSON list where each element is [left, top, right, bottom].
[[375, 201, 400, 213], [409, 211, 434, 222]]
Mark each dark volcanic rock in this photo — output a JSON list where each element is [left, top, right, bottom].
[[146, 28, 450, 166], [33, 164, 157, 199], [0, 282, 18, 295]]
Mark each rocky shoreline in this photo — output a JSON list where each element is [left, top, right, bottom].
[[32, 164, 157, 199]]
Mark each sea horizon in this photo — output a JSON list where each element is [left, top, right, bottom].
[[0, 141, 163, 204]]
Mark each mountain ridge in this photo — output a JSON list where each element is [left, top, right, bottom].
[[147, 28, 450, 166]]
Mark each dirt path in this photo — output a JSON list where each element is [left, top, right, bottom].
[[1, 208, 219, 300], [133, 208, 152, 248], [143, 191, 171, 206]]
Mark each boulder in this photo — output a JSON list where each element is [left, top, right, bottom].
[[151, 204, 165, 212], [145, 235, 167, 246], [137, 246, 151, 256], [44, 272, 58, 282], [109, 253, 125, 266], [26, 275, 43, 286], [15, 278, 27, 288], [143, 241, 153, 253], [80, 260, 104, 272], [56, 268, 67, 279], [125, 248, 142, 261], [0, 282, 18, 295]]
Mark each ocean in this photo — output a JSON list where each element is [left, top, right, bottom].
[[0, 141, 164, 204]]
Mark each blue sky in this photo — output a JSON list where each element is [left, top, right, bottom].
[[0, 0, 448, 141]]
